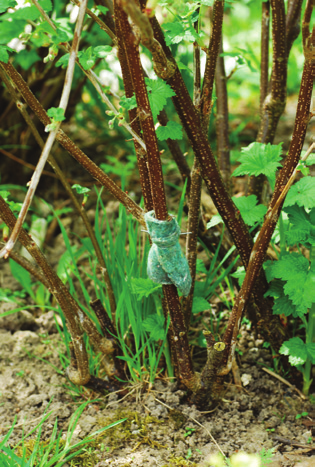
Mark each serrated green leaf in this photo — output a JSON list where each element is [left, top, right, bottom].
[[162, 22, 186, 45], [119, 94, 137, 111], [0, 0, 17, 14], [142, 314, 165, 341], [192, 296, 210, 313], [130, 277, 162, 300], [233, 195, 267, 226], [207, 195, 266, 228], [264, 253, 315, 314], [145, 77, 175, 119], [232, 142, 283, 179], [78, 47, 96, 70], [284, 177, 315, 210], [280, 337, 307, 367], [264, 279, 299, 317], [284, 205, 315, 248], [156, 121, 183, 141]]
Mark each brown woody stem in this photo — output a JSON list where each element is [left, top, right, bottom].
[[114, 1, 154, 212], [0, 67, 117, 318], [221, 37, 314, 376], [215, 41, 231, 191], [200, 0, 225, 131], [119, 0, 176, 79], [0, 196, 90, 385], [116, 0, 197, 389], [0, 62, 145, 227], [260, 1, 270, 113]]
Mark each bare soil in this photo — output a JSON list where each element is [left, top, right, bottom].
[[0, 278, 314, 467]]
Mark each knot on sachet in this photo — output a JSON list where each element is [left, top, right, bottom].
[[144, 210, 192, 297]]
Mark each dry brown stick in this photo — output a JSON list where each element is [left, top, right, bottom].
[[0, 62, 145, 227], [0, 67, 117, 317]]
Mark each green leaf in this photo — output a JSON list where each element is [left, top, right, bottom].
[[207, 214, 223, 229], [9, 258, 34, 298], [130, 277, 162, 300], [78, 47, 96, 70], [264, 253, 315, 315], [284, 205, 315, 248], [71, 184, 91, 195], [47, 107, 66, 122], [97, 5, 109, 15], [0, 20, 25, 44], [231, 266, 246, 287], [156, 121, 183, 141], [200, 0, 215, 6], [119, 94, 137, 111], [0, 190, 10, 200], [264, 279, 299, 318], [305, 152, 315, 166], [284, 177, 315, 210], [15, 49, 40, 70], [306, 343, 315, 364], [232, 142, 283, 179], [233, 195, 267, 226], [196, 259, 207, 275], [0, 0, 17, 14], [192, 296, 210, 313], [145, 77, 176, 119], [55, 53, 70, 68], [280, 337, 307, 367], [207, 195, 266, 228], [93, 45, 112, 58], [143, 314, 165, 341], [162, 22, 186, 45], [0, 45, 14, 63]]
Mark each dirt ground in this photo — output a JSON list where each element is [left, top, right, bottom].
[[0, 275, 314, 467]]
